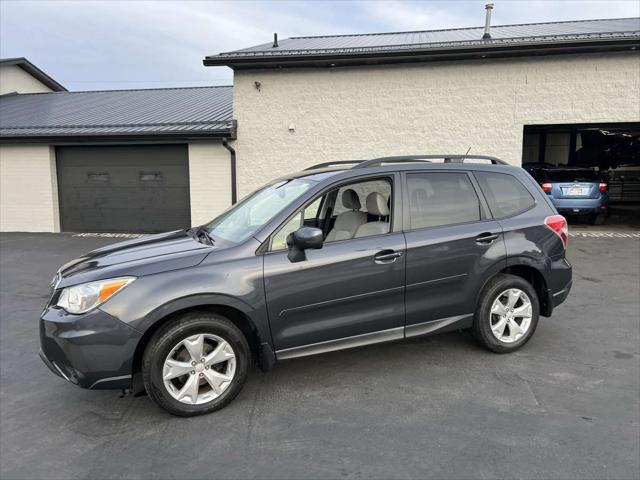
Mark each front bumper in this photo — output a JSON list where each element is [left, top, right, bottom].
[[39, 306, 142, 389]]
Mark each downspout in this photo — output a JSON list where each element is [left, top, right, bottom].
[[222, 138, 237, 204]]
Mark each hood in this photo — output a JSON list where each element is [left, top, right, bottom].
[[56, 230, 212, 288]]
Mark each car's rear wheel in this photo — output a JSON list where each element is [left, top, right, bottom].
[[591, 212, 606, 225], [473, 274, 539, 353], [142, 312, 250, 416]]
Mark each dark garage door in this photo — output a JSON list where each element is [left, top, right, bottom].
[[56, 145, 191, 233]]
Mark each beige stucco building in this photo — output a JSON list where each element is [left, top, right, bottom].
[[229, 52, 639, 196], [205, 18, 640, 198]]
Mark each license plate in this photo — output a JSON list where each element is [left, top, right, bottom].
[[569, 187, 583, 196]]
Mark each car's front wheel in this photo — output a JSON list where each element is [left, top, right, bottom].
[[142, 312, 250, 416], [473, 274, 539, 353]]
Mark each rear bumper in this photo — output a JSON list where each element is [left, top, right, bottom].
[[544, 255, 572, 315], [556, 207, 604, 216], [39, 306, 142, 390], [551, 196, 607, 215], [550, 279, 572, 310]]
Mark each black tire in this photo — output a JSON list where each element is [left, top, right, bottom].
[[142, 311, 250, 416], [591, 213, 606, 225], [472, 274, 539, 353]]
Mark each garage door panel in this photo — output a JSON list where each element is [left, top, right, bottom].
[[63, 186, 189, 209], [61, 207, 191, 233], [58, 164, 190, 187], [56, 145, 191, 233]]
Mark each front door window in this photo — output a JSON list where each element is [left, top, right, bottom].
[[269, 177, 393, 251]]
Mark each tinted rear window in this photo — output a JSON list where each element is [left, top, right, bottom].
[[407, 172, 481, 229], [475, 172, 535, 218], [545, 170, 600, 182]]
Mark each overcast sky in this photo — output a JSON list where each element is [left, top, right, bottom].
[[1, 0, 638, 91]]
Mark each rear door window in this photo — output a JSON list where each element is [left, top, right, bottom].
[[545, 170, 600, 182], [475, 172, 535, 218], [406, 172, 481, 229]]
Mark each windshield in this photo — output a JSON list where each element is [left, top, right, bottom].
[[204, 179, 316, 243], [546, 170, 600, 182]]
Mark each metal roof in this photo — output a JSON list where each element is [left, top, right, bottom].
[[0, 58, 67, 92], [0, 86, 234, 141], [204, 17, 640, 68]]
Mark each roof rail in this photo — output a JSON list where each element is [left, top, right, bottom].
[[304, 160, 365, 170], [353, 154, 509, 169]]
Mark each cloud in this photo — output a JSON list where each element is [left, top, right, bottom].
[[1, 1, 638, 90], [0, 1, 366, 89]]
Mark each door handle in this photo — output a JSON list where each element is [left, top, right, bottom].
[[374, 250, 404, 263], [476, 232, 500, 245]]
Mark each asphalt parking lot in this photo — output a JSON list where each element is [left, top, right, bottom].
[[1, 231, 638, 480]]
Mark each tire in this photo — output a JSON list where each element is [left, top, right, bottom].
[[591, 213, 606, 225], [142, 311, 250, 416], [472, 274, 539, 353]]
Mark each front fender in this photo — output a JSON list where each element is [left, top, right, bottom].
[[99, 253, 271, 348], [137, 292, 270, 345]]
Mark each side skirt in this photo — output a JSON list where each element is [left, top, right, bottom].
[[274, 314, 473, 361], [275, 327, 404, 360], [405, 314, 473, 338]]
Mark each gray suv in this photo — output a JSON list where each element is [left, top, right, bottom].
[[40, 155, 573, 416]]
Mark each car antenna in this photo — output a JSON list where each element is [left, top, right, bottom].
[[462, 146, 472, 161]]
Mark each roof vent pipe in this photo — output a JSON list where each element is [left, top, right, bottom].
[[482, 3, 494, 39], [272, 33, 279, 48]]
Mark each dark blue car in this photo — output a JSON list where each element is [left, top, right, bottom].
[[526, 167, 608, 225]]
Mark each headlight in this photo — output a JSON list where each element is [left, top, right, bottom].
[[57, 277, 135, 314]]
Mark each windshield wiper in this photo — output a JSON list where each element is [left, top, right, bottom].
[[188, 227, 215, 246]]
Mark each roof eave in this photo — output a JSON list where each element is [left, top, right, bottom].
[[0, 58, 68, 92], [203, 37, 640, 68], [0, 127, 237, 144]]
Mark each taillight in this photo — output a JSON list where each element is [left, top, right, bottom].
[[545, 215, 568, 248], [599, 183, 608, 192], [541, 183, 553, 193]]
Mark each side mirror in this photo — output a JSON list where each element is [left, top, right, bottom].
[[286, 227, 323, 263]]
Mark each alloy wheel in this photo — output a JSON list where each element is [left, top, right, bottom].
[[162, 333, 236, 405], [489, 288, 533, 343]]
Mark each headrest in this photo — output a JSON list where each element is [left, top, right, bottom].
[[342, 189, 361, 210], [366, 192, 390, 216], [411, 188, 428, 204]]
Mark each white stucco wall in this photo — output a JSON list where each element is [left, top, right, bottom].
[[233, 51, 640, 197], [188, 141, 232, 225], [0, 144, 60, 232], [0, 64, 53, 95]]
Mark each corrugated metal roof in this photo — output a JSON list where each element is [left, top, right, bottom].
[[0, 86, 234, 139], [205, 17, 640, 64]]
